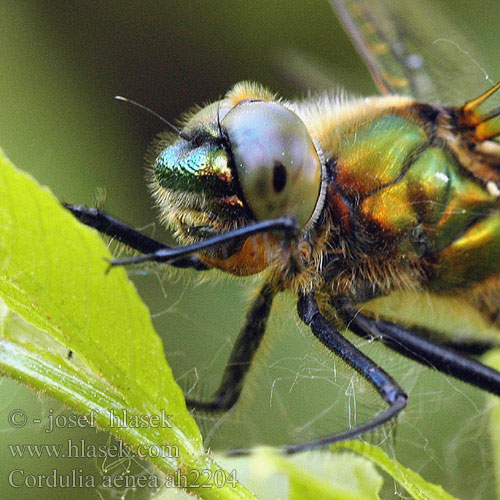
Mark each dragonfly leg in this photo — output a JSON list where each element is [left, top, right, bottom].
[[229, 292, 407, 456], [186, 281, 276, 412], [64, 203, 208, 270], [339, 301, 500, 396]]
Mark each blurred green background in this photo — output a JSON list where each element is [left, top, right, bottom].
[[1, 1, 500, 499]]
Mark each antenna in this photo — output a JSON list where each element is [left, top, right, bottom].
[[114, 95, 190, 140]]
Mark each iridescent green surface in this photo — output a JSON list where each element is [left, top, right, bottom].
[[1, 1, 500, 499], [155, 141, 230, 195], [335, 112, 498, 256]]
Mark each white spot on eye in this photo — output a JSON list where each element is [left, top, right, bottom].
[[435, 172, 449, 183], [487, 181, 500, 197]]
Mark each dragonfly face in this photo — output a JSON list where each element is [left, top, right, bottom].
[[149, 83, 325, 276], [66, 0, 500, 460]]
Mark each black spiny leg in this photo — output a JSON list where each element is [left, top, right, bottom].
[[64, 204, 208, 270], [186, 281, 276, 412], [65, 205, 298, 270], [339, 301, 500, 397], [229, 292, 408, 456]]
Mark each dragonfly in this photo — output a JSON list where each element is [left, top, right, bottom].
[[65, 0, 500, 455]]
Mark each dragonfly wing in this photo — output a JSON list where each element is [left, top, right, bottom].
[[330, 0, 493, 104]]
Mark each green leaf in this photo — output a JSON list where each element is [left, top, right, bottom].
[[0, 149, 256, 499], [218, 448, 382, 500], [332, 441, 459, 500]]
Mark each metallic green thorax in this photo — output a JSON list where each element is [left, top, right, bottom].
[[328, 109, 500, 290]]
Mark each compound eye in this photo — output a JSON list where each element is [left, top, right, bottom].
[[222, 101, 322, 229]]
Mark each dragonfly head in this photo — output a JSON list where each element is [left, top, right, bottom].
[[149, 82, 324, 275]]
